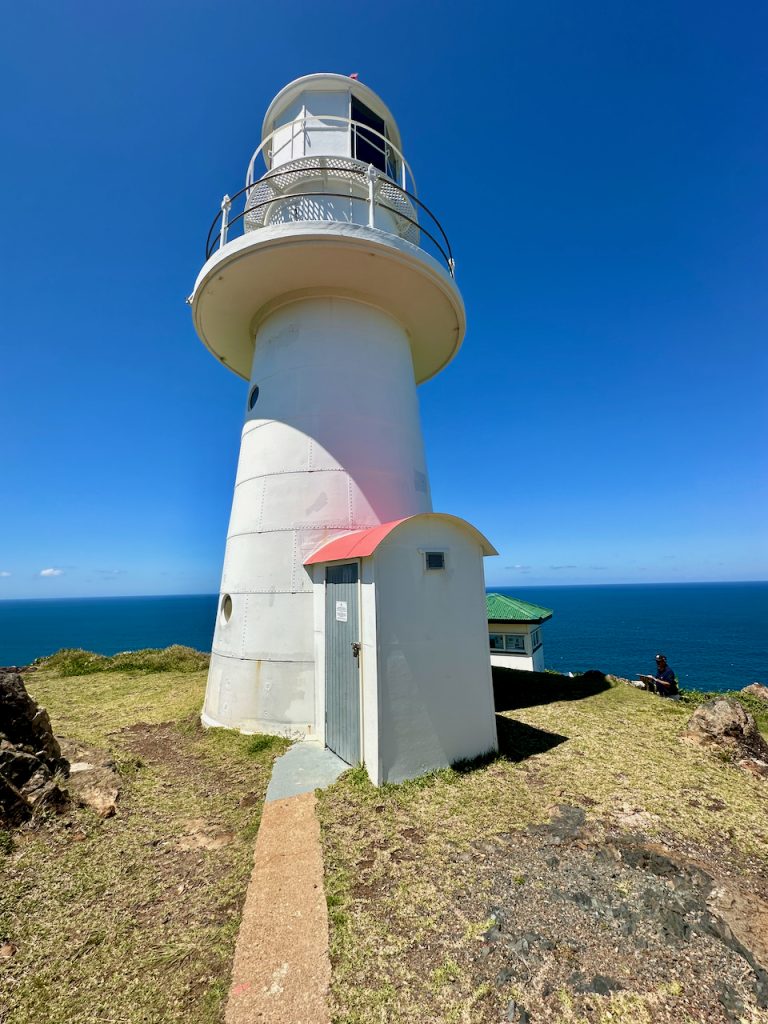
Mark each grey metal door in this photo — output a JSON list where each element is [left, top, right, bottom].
[[325, 562, 361, 765]]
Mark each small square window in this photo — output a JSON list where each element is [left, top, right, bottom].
[[505, 634, 526, 652], [489, 633, 505, 651], [424, 551, 445, 571]]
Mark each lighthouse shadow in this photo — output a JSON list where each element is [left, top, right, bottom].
[[452, 668, 609, 773], [451, 716, 567, 774], [492, 667, 610, 712], [494, 715, 568, 763], [452, 669, 607, 774]]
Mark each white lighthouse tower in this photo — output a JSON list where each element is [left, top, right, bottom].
[[190, 74, 498, 783]]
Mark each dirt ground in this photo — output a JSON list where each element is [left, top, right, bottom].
[[318, 676, 768, 1024]]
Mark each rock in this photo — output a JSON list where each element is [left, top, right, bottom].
[[718, 984, 746, 1022], [0, 672, 69, 824], [529, 804, 586, 843], [57, 738, 115, 770], [589, 974, 623, 995], [742, 683, 768, 702], [65, 765, 120, 818], [56, 739, 120, 817], [0, 673, 66, 770], [682, 699, 768, 777], [739, 758, 768, 780], [21, 765, 69, 814], [0, 942, 17, 959], [0, 749, 42, 788], [0, 775, 28, 827], [568, 971, 624, 995]]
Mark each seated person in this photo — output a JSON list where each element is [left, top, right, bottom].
[[638, 653, 679, 697]]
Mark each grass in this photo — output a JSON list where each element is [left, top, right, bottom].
[[35, 644, 211, 678], [0, 656, 289, 1024], [317, 675, 768, 1024], [5, 658, 766, 1023]]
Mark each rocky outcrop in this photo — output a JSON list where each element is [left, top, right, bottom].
[[447, 805, 768, 1022], [742, 683, 768, 702], [683, 698, 768, 778], [0, 671, 69, 824], [59, 739, 121, 818]]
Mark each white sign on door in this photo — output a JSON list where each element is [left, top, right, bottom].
[[335, 601, 348, 622]]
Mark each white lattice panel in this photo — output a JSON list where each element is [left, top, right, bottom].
[[243, 156, 419, 244]]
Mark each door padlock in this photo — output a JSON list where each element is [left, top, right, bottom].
[[351, 642, 361, 659]]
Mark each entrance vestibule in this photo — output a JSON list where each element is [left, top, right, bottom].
[[306, 513, 499, 785]]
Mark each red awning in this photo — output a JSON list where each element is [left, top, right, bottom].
[[304, 519, 409, 565], [304, 514, 497, 565]]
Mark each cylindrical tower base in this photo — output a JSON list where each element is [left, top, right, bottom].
[[203, 295, 432, 734]]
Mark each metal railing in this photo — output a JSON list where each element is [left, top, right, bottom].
[[204, 163, 455, 277], [245, 115, 417, 194]]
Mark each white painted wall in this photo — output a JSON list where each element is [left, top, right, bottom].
[[533, 643, 545, 672], [203, 295, 432, 734], [488, 623, 546, 672], [359, 558, 380, 775], [271, 89, 350, 168], [369, 518, 498, 784], [270, 96, 305, 167]]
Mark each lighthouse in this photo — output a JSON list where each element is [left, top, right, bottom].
[[190, 74, 498, 783]]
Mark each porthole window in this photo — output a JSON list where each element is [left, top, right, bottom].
[[248, 385, 260, 410], [424, 551, 445, 571], [220, 594, 233, 623]]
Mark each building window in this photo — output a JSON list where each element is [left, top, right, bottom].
[[490, 632, 526, 653], [531, 628, 542, 650], [424, 551, 445, 571], [248, 385, 260, 410]]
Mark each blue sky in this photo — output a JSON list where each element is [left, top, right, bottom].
[[1, 0, 766, 599]]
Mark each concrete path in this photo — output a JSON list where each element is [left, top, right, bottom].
[[225, 742, 347, 1024], [266, 741, 347, 802]]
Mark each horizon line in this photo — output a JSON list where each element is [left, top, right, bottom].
[[1, 578, 767, 602]]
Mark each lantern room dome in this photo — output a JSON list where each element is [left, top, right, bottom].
[[261, 73, 404, 166]]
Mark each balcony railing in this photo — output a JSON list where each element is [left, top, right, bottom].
[[245, 115, 417, 194], [204, 163, 455, 277]]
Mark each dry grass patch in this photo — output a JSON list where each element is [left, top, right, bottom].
[[0, 661, 289, 1024], [318, 678, 768, 1024]]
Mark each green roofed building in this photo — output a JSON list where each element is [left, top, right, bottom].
[[486, 593, 554, 672]]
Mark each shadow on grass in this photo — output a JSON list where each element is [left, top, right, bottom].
[[495, 714, 568, 763], [493, 667, 611, 712], [451, 716, 569, 774]]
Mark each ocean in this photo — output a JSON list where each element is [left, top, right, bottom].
[[0, 582, 765, 692]]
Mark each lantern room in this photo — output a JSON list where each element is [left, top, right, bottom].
[[251, 73, 408, 186]]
